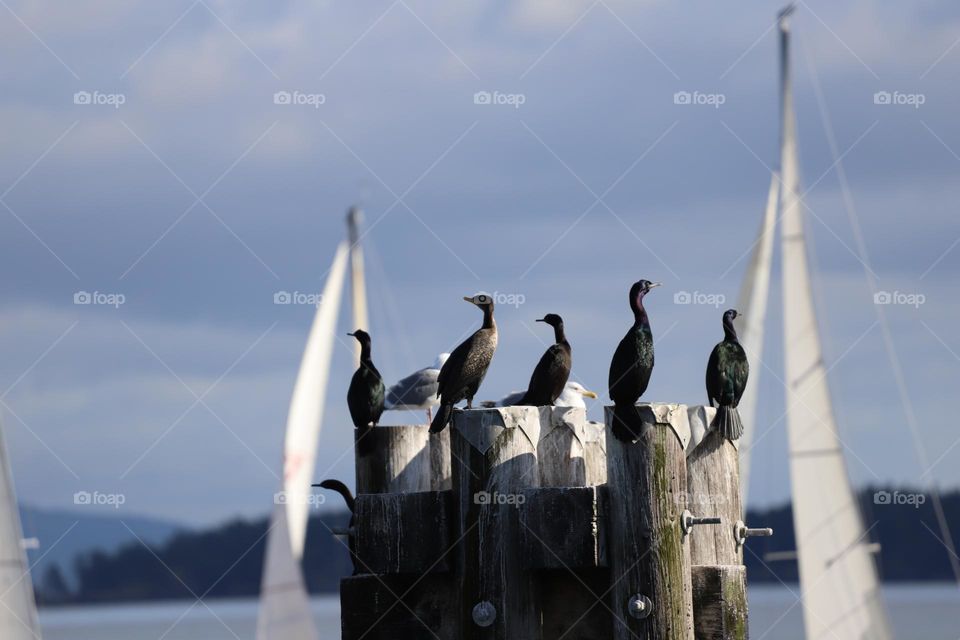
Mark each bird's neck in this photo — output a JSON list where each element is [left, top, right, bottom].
[[481, 306, 495, 330], [553, 323, 567, 345], [359, 343, 373, 364], [723, 318, 739, 342], [631, 299, 650, 330]]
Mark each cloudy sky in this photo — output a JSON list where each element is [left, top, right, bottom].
[[0, 0, 958, 526]]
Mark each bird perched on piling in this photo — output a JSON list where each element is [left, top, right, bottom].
[[608, 279, 660, 439], [705, 309, 749, 440], [314, 479, 358, 573], [384, 353, 450, 423], [347, 330, 385, 454], [517, 313, 572, 406], [486, 381, 598, 409], [430, 293, 498, 433]]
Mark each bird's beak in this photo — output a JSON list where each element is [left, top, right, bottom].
[[581, 389, 599, 399], [346, 332, 356, 337], [536, 317, 546, 323], [647, 282, 662, 289], [463, 296, 473, 304]]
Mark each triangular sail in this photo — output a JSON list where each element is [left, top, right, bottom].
[[777, 9, 892, 640], [734, 170, 779, 503], [347, 207, 369, 367], [257, 241, 350, 640], [0, 422, 42, 640]]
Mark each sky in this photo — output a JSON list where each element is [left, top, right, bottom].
[[0, 0, 958, 527]]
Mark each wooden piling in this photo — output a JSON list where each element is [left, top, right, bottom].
[[687, 425, 742, 565], [355, 425, 432, 494], [451, 407, 540, 640], [691, 565, 748, 640], [605, 403, 694, 640]]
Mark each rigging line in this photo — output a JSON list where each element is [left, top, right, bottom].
[[802, 31, 960, 587]]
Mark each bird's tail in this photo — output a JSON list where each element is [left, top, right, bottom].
[[315, 479, 355, 513], [610, 403, 642, 442], [430, 404, 453, 433], [710, 406, 744, 441]]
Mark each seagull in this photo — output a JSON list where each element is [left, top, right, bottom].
[[485, 381, 598, 409], [383, 353, 450, 422]]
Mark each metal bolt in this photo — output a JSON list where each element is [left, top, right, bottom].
[[472, 601, 496, 627], [735, 520, 774, 546], [681, 509, 722, 535], [628, 594, 653, 619]]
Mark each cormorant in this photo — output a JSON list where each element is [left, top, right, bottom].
[[346, 329, 385, 454], [705, 309, 749, 440], [383, 353, 450, 422], [608, 279, 660, 440], [486, 381, 598, 409], [517, 313, 572, 406], [429, 293, 498, 433], [314, 479, 358, 574]]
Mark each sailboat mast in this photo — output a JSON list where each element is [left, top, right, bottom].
[[347, 207, 369, 368]]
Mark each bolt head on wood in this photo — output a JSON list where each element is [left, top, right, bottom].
[[472, 600, 496, 627], [627, 594, 652, 619]]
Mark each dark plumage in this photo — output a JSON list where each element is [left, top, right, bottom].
[[430, 293, 498, 433], [314, 479, 358, 574], [705, 309, 749, 440], [346, 330, 385, 454], [518, 313, 572, 406], [608, 280, 660, 440]]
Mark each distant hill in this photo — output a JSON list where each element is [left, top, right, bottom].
[[31, 486, 960, 605], [19, 505, 184, 592]]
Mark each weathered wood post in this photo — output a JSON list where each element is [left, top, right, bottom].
[[527, 406, 610, 639], [451, 406, 540, 640], [686, 405, 749, 640], [355, 425, 432, 493], [605, 402, 695, 640]]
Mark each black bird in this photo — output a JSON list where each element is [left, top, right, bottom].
[[608, 279, 660, 439], [430, 293, 498, 433], [517, 313, 572, 406], [314, 479, 358, 574], [347, 329, 385, 454], [705, 309, 749, 440]]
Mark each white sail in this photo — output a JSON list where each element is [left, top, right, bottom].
[[734, 169, 779, 504], [777, 10, 892, 640], [347, 207, 369, 366], [0, 422, 42, 640], [256, 505, 319, 640], [257, 241, 349, 640]]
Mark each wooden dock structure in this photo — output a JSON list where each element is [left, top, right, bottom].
[[331, 403, 770, 639]]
